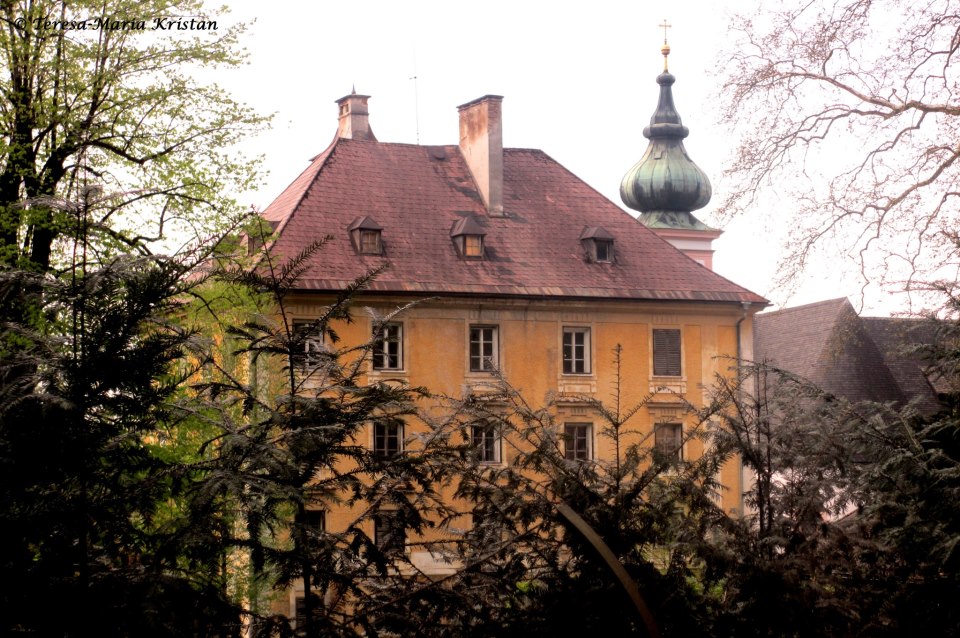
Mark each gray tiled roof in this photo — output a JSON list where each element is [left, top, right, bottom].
[[754, 298, 942, 414]]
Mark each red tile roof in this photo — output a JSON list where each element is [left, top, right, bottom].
[[260, 137, 766, 304]]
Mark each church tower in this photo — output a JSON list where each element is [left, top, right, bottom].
[[620, 32, 722, 269]]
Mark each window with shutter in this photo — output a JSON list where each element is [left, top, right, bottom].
[[295, 595, 323, 631], [374, 510, 405, 555], [652, 328, 682, 377]]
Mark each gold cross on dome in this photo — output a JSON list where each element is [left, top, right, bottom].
[[659, 19, 672, 71], [659, 19, 671, 44]]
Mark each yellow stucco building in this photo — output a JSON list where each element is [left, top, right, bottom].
[[257, 52, 765, 621]]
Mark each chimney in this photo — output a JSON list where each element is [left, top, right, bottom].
[[335, 91, 377, 141], [458, 95, 504, 216]]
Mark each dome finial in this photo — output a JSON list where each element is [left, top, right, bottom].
[[659, 19, 671, 72], [619, 43, 714, 229]]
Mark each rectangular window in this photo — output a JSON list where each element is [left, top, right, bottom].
[[471, 423, 500, 464], [292, 320, 324, 371], [303, 509, 326, 536], [469, 325, 499, 372], [653, 328, 682, 377], [373, 322, 403, 370], [595, 240, 612, 262], [464, 235, 483, 257], [564, 423, 592, 461], [562, 327, 591, 375], [359, 229, 381, 254], [374, 510, 405, 556], [295, 595, 323, 631], [373, 422, 402, 458], [654, 423, 683, 460]]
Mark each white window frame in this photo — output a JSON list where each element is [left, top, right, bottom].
[[464, 234, 484, 258], [564, 422, 593, 461], [373, 421, 403, 458], [562, 327, 592, 375], [469, 325, 500, 372], [471, 422, 501, 464], [292, 319, 324, 372], [372, 322, 403, 371]]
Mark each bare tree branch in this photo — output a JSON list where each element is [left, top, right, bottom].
[[719, 0, 960, 305]]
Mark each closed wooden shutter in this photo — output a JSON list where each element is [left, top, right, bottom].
[[653, 329, 682, 376]]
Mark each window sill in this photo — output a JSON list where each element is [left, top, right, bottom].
[[368, 368, 408, 380], [558, 376, 597, 395], [463, 376, 502, 397], [649, 377, 686, 395], [465, 369, 499, 377]]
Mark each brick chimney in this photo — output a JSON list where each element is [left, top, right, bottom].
[[458, 95, 504, 216], [336, 91, 377, 141]]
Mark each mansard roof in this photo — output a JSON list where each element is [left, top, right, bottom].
[[260, 135, 765, 305]]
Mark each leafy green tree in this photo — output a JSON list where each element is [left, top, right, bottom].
[[0, 0, 264, 271]]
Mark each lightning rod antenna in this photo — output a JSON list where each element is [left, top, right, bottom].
[[410, 47, 421, 145]]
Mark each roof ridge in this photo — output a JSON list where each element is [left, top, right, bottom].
[[338, 138, 458, 151], [758, 297, 849, 317], [802, 299, 856, 373], [861, 314, 926, 322]]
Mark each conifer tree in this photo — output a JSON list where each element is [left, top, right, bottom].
[[369, 345, 729, 637], [0, 240, 241, 634], [193, 229, 460, 637]]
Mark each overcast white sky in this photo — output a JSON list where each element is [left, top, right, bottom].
[[211, 0, 900, 315]]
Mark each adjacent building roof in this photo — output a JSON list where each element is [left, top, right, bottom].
[[754, 298, 942, 414], [260, 133, 765, 305]]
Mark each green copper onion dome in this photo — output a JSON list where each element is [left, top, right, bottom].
[[620, 56, 714, 231]]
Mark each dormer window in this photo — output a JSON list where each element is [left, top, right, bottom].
[[464, 235, 483, 257], [360, 229, 381, 254], [451, 215, 487, 260], [580, 226, 615, 263], [595, 239, 612, 262], [348, 216, 383, 255]]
